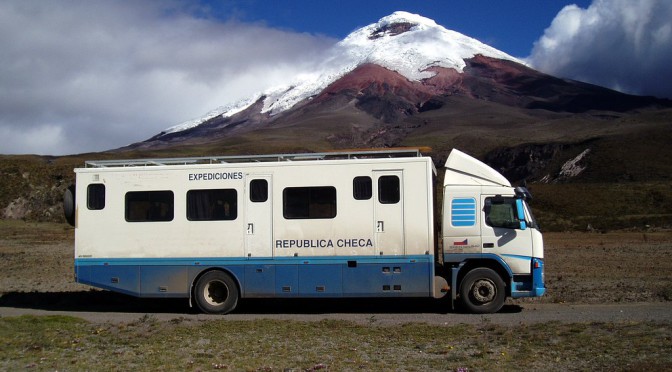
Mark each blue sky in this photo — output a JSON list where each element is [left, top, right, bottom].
[[202, 0, 593, 58], [0, 0, 670, 155]]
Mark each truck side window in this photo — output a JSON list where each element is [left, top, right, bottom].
[[484, 197, 519, 229], [378, 176, 400, 204], [187, 189, 237, 221], [283, 186, 336, 219], [353, 176, 372, 200], [125, 191, 174, 222], [87, 184, 105, 210], [249, 179, 268, 202]]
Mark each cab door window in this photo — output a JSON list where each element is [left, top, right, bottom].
[[484, 197, 520, 229]]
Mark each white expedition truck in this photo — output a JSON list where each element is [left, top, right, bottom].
[[64, 148, 545, 314]]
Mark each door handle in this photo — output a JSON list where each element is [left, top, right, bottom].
[[376, 221, 384, 232], [483, 243, 494, 248], [247, 223, 254, 235]]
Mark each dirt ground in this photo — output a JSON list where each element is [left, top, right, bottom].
[[538, 229, 672, 304], [1, 221, 671, 307]]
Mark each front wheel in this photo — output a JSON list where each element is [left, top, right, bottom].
[[459, 268, 506, 314], [193, 271, 239, 314]]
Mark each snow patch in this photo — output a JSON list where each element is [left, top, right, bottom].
[[162, 94, 261, 135], [558, 149, 590, 178]]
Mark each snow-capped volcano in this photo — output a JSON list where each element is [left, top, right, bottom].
[[133, 10, 668, 153], [162, 11, 520, 136]]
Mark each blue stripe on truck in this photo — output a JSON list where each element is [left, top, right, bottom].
[[75, 255, 434, 299]]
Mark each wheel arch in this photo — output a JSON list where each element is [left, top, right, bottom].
[[454, 256, 513, 297]]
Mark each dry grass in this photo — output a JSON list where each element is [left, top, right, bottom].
[[531, 182, 672, 231], [0, 221, 79, 294], [1, 315, 670, 371]]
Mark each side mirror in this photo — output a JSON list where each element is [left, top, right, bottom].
[[515, 199, 527, 231]]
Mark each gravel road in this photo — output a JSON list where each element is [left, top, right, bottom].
[[1, 292, 671, 326]]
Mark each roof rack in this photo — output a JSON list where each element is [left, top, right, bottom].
[[84, 148, 426, 168]]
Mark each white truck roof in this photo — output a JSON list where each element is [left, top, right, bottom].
[[443, 149, 511, 187], [79, 148, 431, 169]]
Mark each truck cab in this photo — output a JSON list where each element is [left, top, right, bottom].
[[441, 149, 545, 313]]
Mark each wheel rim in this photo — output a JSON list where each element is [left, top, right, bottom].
[[471, 278, 497, 304], [203, 280, 229, 306]]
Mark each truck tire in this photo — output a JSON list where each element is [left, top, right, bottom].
[[193, 271, 239, 314], [63, 185, 76, 226], [459, 268, 506, 314]]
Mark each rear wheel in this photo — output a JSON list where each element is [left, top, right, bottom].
[[194, 271, 239, 314], [459, 268, 506, 314]]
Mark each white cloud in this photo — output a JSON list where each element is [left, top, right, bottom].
[[528, 0, 672, 99], [0, 1, 336, 155]]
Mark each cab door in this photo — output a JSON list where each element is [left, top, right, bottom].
[[373, 170, 404, 256], [480, 195, 533, 274]]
